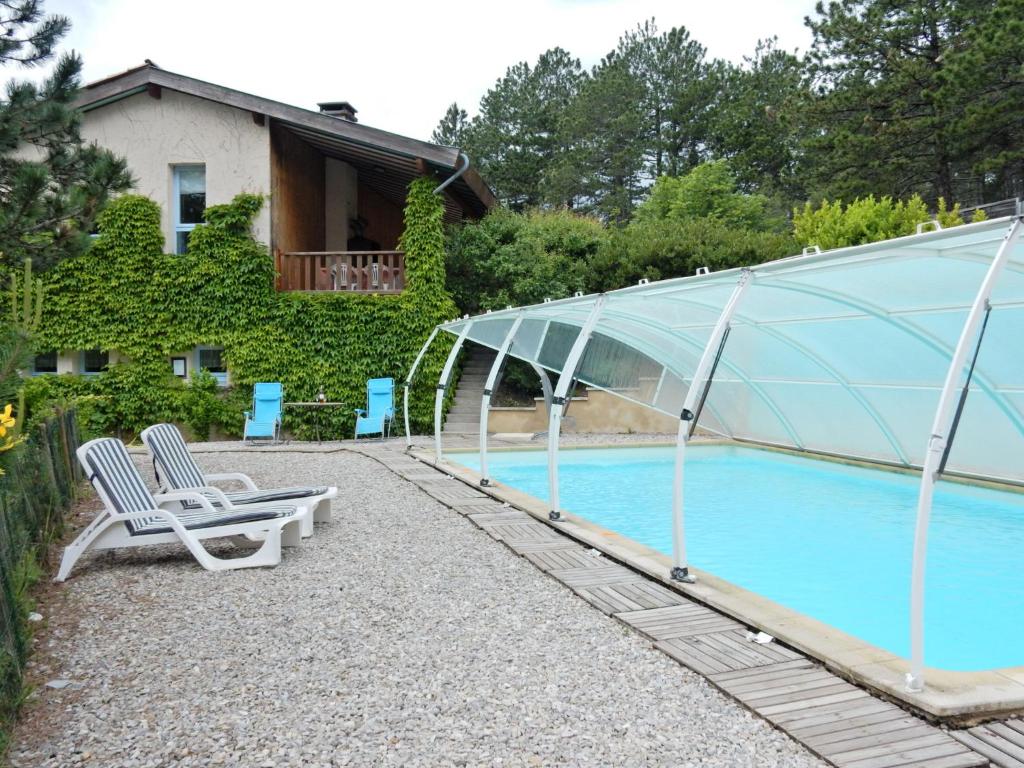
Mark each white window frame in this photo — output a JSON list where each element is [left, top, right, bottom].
[[194, 346, 228, 387], [173, 164, 206, 254]]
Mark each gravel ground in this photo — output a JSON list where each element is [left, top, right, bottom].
[[10, 448, 824, 768]]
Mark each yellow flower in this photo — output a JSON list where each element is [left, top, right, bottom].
[[0, 404, 13, 438]]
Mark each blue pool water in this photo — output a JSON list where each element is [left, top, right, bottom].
[[451, 445, 1024, 671]]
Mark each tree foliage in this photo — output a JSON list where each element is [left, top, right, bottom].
[[792, 195, 964, 250], [435, 2, 1023, 214], [635, 161, 781, 232], [458, 48, 585, 209], [0, 1, 131, 271], [430, 102, 468, 147]]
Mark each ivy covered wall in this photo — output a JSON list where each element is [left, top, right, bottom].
[[26, 177, 457, 439]]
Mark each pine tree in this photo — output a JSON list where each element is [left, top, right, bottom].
[[430, 102, 468, 147], [0, 1, 132, 271], [803, 0, 992, 204], [462, 48, 585, 209]]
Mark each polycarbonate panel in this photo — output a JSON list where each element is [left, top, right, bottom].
[[576, 332, 662, 393], [538, 322, 581, 371], [464, 317, 516, 349], [436, 217, 1024, 482], [944, 392, 1024, 481]]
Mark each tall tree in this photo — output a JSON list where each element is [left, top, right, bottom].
[[0, 1, 131, 270], [462, 48, 585, 209], [709, 38, 809, 201], [545, 52, 646, 220], [430, 102, 468, 147], [941, 0, 1024, 202], [804, 0, 990, 203], [547, 21, 723, 219]]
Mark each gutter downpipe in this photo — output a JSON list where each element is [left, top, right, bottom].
[[479, 315, 524, 486], [906, 216, 1023, 693], [547, 295, 607, 521], [671, 269, 753, 583], [433, 152, 470, 195]]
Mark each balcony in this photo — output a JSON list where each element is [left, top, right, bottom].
[[275, 250, 406, 293]]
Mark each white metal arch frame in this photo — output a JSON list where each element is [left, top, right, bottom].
[[530, 362, 553, 416], [670, 270, 752, 583], [434, 321, 473, 462], [479, 314, 525, 486], [906, 216, 1024, 693], [548, 295, 606, 521], [403, 327, 440, 448]]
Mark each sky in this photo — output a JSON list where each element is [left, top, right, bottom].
[[29, 0, 817, 141]]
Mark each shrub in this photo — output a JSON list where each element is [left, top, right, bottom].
[[792, 195, 964, 250]]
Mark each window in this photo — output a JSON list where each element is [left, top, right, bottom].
[[173, 165, 206, 254], [196, 346, 227, 386], [81, 349, 109, 375], [32, 351, 58, 375], [171, 356, 188, 378]]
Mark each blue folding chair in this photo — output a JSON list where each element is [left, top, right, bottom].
[[244, 382, 283, 444], [354, 377, 395, 440]]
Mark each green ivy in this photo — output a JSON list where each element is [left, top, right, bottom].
[[31, 178, 457, 440]]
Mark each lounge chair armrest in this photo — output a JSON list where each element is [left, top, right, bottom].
[[205, 472, 259, 491], [154, 488, 231, 512], [244, 410, 252, 419], [354, 408, 367, 417]]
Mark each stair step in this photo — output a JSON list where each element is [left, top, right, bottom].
[[443, 422, 480, 432]]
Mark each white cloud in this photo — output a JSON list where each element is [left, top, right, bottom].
[[27, 0, 816, 141]]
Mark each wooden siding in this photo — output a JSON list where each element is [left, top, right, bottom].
[[270, 122, 325, 254]]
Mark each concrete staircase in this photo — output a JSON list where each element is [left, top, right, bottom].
[[443, 346, 496, 434]]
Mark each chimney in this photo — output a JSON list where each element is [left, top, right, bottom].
[[318, 101, 358, 122]]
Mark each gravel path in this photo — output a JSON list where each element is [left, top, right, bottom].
[[11, 449, 824, 768]]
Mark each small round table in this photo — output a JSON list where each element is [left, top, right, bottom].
[[283, 402, 348, 442]]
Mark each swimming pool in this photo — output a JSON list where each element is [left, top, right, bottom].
[[450, 444, 1024, 672]]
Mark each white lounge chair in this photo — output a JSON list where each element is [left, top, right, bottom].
[[140, 423, 336, 538], [57, 437, 303, 581]]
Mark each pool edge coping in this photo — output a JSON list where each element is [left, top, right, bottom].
[[420, 446, 1024, 724]]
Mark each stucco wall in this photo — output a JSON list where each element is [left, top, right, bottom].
[[487, 388, 678, 434], [81, 89, 271, 247]]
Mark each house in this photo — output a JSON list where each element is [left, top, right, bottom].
[[33, 62, 494, 383]]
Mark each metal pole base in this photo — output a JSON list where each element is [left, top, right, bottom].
[[904, 673, 924, 693], [671, 566, 697, 584], [480, 478, 491, 487], [549, 510, 561, 521]]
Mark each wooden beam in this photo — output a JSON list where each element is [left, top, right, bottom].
[[146, 83, 162, 100], [461, 168, 497, 211], [415, 158, 439, 179], [252, 112, 266, 127]]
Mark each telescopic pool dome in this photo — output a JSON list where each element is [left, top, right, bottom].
[[407, 213, 1024, 694]]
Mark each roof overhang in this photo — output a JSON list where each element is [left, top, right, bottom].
[[75, 64, 496, 220]]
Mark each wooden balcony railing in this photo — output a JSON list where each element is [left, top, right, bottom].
[[275, 251, 406, 293]]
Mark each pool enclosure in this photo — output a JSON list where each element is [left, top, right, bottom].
[[404, 213, 1024, 694]]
